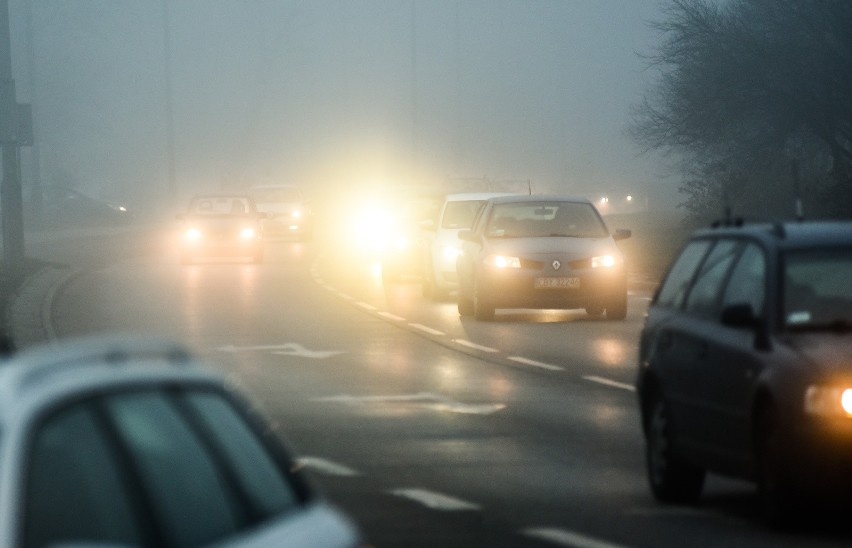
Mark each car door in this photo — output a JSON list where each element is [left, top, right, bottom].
[[662, 239, 741, 460], [694, 242, 768, 469], [643, 239, 713, 441]]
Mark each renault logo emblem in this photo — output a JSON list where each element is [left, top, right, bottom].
[[552, 260, 561, 271]]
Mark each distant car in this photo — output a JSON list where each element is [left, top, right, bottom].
[[26, 185, 133, 229], [177, 194, 265, 264], [248, 184, 312, 240], [420, 192, 517, 300], [636, 220, 852, 524], [0, 334, 362, 548], [456, 195, 631, 320]]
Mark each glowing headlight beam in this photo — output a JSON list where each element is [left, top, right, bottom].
[[805, 385, 852, 417], [591, 255, 616, 268], [240, 227, 256, 239], [488, 255, 521, 269]]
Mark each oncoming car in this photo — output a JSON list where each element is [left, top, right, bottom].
[[420, 192, 517, 300], [637, 220, 852, 524], [0, 334, 362, 548], [456, 195, 631, 320], [177, 194, 265, 264], [248, 184, 312, 240]]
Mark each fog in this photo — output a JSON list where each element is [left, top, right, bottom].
[[11, 1, 672, 212]]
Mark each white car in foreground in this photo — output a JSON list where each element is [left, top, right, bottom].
[[0, 334, 361, 548], [420, 192, 517, 299]]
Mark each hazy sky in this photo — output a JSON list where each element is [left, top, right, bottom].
[[12, 0, 673, 208]]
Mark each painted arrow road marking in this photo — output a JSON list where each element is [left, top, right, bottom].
[[314, 392, 506, 415], [217, 343, 343, 359]]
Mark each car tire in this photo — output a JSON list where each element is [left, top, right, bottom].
[[458, 296, 474, 316], [585, 305, 604, 317], [473, 279, 495, 321], [756, 404, 800, 527], [646, 398, 705, 503], [605, 292, 627, 320]]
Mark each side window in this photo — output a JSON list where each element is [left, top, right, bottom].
[[722, 243, 766, 316], [655, 240, 712, 309], [24, 403, 142, 548], [684, 240, 740, 318]]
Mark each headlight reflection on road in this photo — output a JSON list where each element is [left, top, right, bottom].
[[593, 337, 631, 368]]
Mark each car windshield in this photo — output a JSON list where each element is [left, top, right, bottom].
[[249, 188, 302, 203], [189, 197, 250, 215], [784, 247, 852, 331], [486, 202, 608, 238], [441, 200, 485, 229]]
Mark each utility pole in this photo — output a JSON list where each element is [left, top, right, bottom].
[[0, 0, 24, 266]]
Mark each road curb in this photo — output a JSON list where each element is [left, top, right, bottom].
[[7, 266, 79, 349]]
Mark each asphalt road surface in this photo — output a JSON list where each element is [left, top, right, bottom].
[[18, 224, 852, 548]]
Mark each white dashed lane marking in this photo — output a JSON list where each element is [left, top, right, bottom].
[[582, 375, 635, 392], [297, 457, 361, 477], [389, 488, 481, 511], [508, 356, 564, 371], [522, 528, 632, 548], [408, 323, 445, 336], [452, 339, 499, 352]]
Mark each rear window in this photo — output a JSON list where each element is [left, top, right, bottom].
[[23, 388, 303, 548]]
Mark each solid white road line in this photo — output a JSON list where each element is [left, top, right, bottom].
[[355, 301, 376, 311], [378, 311, 406, 322], [508, 356, 564, 371], [408, 323, 445, 336], [388, 488, 481, 511], [582, 375, 635, 392], [522, 528, 631, 548], [296, 456, 361, 477], [452, 339, 499, 352]]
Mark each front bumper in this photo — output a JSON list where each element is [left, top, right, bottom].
[[478, 266, 626, 310]]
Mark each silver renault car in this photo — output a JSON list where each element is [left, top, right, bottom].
[[0, 334, 361, 548]]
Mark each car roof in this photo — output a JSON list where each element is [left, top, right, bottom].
[[443, 192, 520, 202], [0, 334, 221, 420], [485, 194, 594, 205], [691, 220, 852, 250]]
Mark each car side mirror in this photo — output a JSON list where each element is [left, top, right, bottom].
[[721, 303, 771, 351], [613, 228, 632, 241], [721, 303, 757, 328], [458, 229, 479, 243]]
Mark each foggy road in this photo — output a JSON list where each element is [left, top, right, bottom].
[[23, 226, 852, 548]]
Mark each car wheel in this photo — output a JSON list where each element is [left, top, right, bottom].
[[756, 404, 800, 527], [458, 296, 474, 316], [646, 398, 705, 503], [605, 292, 627, 320], [473, 279, 495, 321]]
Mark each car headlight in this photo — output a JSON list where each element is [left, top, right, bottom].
[[184, 228, 202, 240], [292, 209, 301, 218], [240, 227, 257, 239], [486, 255, 521, 268], [591, 254, 618, 268], [442, 245, 461, 261], [804, 386, 852, 417]]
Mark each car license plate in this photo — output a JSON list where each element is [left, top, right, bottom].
[[534, 277, 580, 289]]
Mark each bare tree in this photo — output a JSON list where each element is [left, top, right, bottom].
[[632, 0, 852, 220]]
